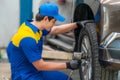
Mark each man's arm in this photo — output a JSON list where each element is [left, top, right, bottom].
[[32, 59, 67, 70], [20, 38, 67, 70], [50, 23, 77, 35], [32, 59, 80, 71]]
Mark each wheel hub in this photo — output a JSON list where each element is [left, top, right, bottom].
[[80, 35, 92, 80]]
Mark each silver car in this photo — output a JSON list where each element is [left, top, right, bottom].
[[46, 0, 120, 80]]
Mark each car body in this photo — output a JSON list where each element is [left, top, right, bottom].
[[97, 0, 120, 70], [46, 0, 120, 80]]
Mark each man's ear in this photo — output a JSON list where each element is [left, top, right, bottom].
[[43, 16, 48, 21]]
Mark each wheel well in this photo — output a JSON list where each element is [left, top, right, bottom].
[[73, 3, 95, 51], [73, 3, 94, 22]]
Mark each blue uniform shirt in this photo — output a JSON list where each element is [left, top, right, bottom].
[[7, 20, 72, 80], [7, 20, 44, 79]]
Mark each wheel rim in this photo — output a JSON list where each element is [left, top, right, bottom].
[[80, 35, 92, 80]]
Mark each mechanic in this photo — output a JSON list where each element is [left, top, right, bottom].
[[7, 2, 80, 80]]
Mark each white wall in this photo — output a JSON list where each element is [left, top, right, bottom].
[[0, 0, 19, 47], [33, 0, 42, 20]]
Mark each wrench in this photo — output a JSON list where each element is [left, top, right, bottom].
[[67, 70, 74, 80]]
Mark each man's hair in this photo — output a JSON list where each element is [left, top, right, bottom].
[[35, 13, 54, 21]]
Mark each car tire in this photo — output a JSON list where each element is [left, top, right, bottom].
[[77, 22, 118, 80]]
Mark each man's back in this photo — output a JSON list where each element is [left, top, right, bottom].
[[7, 21, 43, 80]]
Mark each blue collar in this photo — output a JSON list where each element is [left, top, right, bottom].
[[25, 20, 39, 33]]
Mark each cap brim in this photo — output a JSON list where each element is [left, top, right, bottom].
[[54, 14, 65, 22]]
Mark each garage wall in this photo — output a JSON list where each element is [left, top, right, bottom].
[[33, 0, 42, 20], [0, 0, 75, 47], [0, 0, 19, 47]]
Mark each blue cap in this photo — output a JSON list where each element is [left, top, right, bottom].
[[39, 2, 65, 22]]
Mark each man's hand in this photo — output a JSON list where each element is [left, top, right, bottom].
[[66, 60, 81, 70], [76, 21, 82, 27]]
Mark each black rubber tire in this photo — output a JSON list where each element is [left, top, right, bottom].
[[77, 22, 118, 80]]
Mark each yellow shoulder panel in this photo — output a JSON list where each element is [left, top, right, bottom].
[[11, 23, 42, 47]]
